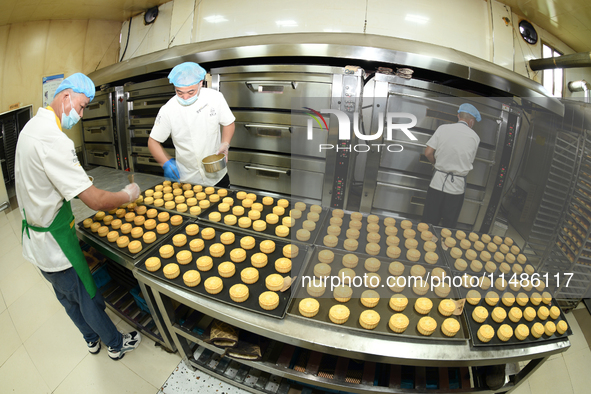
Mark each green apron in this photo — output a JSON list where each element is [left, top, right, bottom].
[[22, 200, 97, 298]]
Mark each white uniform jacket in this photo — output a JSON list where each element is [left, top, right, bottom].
[[150, 88, 235, 186], [15, 107, 93, 272]]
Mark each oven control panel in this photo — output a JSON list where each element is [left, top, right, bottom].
[[480, 111, 519, 232], [330, 73, 361, 208]]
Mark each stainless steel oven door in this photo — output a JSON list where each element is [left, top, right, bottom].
[[128, 117, 156, 128], [135, 156, 162, 167], [130, 128, 152, 139], [227, 151, 325, 201], [372, 171, 485, 226], [132, 146, 175, 157], [220, 80, 331, 110], [83, 92, 111, 119], [82, 119, 114, 143], [84, 143, 117, 168], [372, 183, 483, 226], [382, 139, 494, 188], [232, 111, 328, 158]]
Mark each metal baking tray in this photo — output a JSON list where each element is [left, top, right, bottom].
[[287, 247, 467, 341], [77, 208, 188, 259], [198, 193, 328, 244], [432, 227, 531, 273], [140, 181, 234, 218], [136, 222, 313, 319], [455, 283, 572, 347], [316, 209, 446, 267]]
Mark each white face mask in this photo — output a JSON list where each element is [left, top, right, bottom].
[[61, 96, 80, 129]]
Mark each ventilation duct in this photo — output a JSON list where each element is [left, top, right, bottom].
[[529, 52, 591, 71]]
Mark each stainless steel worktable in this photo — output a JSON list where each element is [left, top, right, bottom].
[[136, 269, 569, 367], [76, 167, 571, 393]]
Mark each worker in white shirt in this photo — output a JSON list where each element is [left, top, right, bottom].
[[421, 103, 481, 228], [15, 73, 142, 360], [148, 62, 235, 187]]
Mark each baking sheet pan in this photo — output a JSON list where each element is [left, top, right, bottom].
[[77, 208, 188, 259], [287, 247, 467, 340], [198, 193, 328, 244], [453, 279, 572, 346], [136, 222, 312, 318], [432, 226, 530, 273], [462, 296, 572, 347], [316, 209, 447, 267], [140, 182, 234, 218]]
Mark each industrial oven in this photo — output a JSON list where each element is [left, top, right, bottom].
[[357, 72, 521, 232], [211, 65, 365, 207], [124, 78, 176, 174], [81, 87, 129, 170]]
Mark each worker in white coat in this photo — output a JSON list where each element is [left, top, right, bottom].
[[421, 103, 481, 228], [148, 62, 235, 187], [15, 73, 142, 360]]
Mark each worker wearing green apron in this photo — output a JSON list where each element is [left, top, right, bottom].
[[15, 73, 142, 360]]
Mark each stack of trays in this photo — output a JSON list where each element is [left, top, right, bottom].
[[288, 247, 467, 340], [139, 181, 233, 217], [461, 286, 572, 346], [317, 209, 446, 267], [136, 222, 310, 318], [199, 192, 328, 243], [78, 205, 187, 258]]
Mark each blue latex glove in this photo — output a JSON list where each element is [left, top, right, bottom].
[[163, 158, 180, 182]]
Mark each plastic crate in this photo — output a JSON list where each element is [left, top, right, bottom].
[[130, 286, 151, 314], [91, 264, 112, 290]]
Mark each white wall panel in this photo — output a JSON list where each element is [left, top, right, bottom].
[[365, 0, 491, 61], [120, 2, 173, 61], [490, 0, 514, 69], [193, 0, 365, 42], [169, 0, 195, 48]]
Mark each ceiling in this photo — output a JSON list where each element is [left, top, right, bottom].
[[498, 0, 591, 53], [0, 0, 589, 53], [0, 0, 169, 26]]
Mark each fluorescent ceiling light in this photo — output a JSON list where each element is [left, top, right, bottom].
[[405, 14, 429, 24], [204, 15, 227, 23], [276, 20, 297, 27]]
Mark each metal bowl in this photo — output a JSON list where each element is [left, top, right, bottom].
[[202, 154, 226, 173]]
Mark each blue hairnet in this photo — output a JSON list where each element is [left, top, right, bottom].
[[54, 73, 96, 101], [168, 62, 206, 87], [458, 103, 482, 122]]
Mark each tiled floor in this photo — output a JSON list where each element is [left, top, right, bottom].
[[1, 206, 591, 393]]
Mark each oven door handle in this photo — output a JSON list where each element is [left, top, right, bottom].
[[245, 81, 298, 93], [244, 124, 292, 134], [86, 127, 107, 133], [243, 165, 291, 176], [87, 101, 105, 110], [92, 151, 109, 158]]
